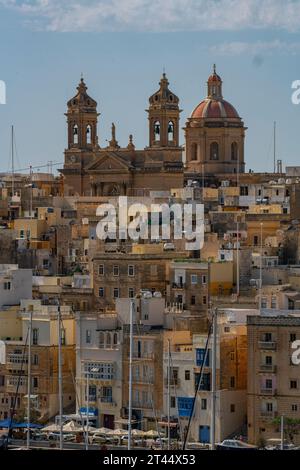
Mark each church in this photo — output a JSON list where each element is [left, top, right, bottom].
[[60, 67, 246, 196]]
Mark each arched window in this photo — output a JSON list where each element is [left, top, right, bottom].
[[168, 121, 174, 141], [210, 142, 219, 160], [106, 332, 111, 348], [73, 124, 78, 144], [86, 124, 92, 144], [191, 143, 198, 161], [154, 120, 160, 142], [113, 332, 118, 346], [231, 142, 238, 161], [99, 332, 104, 348]]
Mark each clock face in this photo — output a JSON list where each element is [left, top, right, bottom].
[[70, 155, 77, 163]]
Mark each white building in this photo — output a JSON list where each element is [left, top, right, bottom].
[[75, 311, 122, 429], [0, 264, 32, 308]]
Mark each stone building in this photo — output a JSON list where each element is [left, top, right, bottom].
[[184, 65, 246, 179], [247, 314, 300, 445], [60, 75, 183, 197]]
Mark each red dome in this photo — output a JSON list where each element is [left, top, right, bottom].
[[191, 99, 239, 119]]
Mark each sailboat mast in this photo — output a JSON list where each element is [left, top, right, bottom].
[[128, 299, 134, 450], [11, 125, 14, 197]]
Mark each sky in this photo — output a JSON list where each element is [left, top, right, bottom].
[[0, 0, 300, 174]]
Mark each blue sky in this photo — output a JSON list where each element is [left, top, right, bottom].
[[1, 1, 300, 174]]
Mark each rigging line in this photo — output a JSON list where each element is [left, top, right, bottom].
[[7, 327, 30, 443], [3, 161, 64, 174], [182, 319, 213, 450]]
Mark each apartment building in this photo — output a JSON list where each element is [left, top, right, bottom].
[[247, 314, 300, 445], [75, 311, 122, 429], [0, 300, 76, 422], [0, 264, 32, 308]]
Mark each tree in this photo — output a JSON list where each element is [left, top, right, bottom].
[[272, 417, 300, 443]]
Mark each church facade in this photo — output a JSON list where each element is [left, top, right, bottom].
[[60, 67, 246, 196]]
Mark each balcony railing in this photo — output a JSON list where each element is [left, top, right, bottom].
[[258, 341, 277, 350], [172, 283, 186, 289], [259, 364, 277, 373], [164, 378, 180, 387], [132, 352, 154, 360], [132, 401, 152, 409], [260, 388, 277, 396], [260, 411, 278, 419], [99, 397, 117, 407]]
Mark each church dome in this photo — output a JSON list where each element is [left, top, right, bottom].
[[191, 98, 239, 119], [190, 65, 240, 120]]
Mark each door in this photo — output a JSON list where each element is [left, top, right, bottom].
[[103, 414, 114, 429], [199, 425, 210, 443]]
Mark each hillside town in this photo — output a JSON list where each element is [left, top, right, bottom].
[[1, 67, 300, 450]]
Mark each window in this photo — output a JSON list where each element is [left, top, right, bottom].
[[73, 124, 78, 144], [20, 229, 25, 239], [240, 186, 248, 196], [191, 143, 198, 161], [61, 328, 66, 346], [230, 352, 235, 361], [3, 282, 11, 291], [85, 362, 114, 380], [196, 348, 210, 367], [191, 274, 198, 285], [0, 376, 4, 386], [201, 398, 207, 410], [191, 296, 196, 305], [265, 356, 272, 365], [86, 124, 92, 144], [113, 265, 119, 276], [32, 329, 39, 346], [290, 380, 298, 389], [230, 376, 235, 388], [33, 377, 38, 389], [113, 288, 119, 299], [202, 275, 207, 285], [264, 403, 273, 412], [231, 142, 238, 161], [195, 372, 211, 391], [86, 330, 91, 344], [264, 333, 272, 342], [290, 333, 297, 343], [99, 332, 105, 348], [99, 287, 104, 297], [154, 121, 160, 141], [113, 332, 118, 346], [128, 265, 135, 277], [185, 370, 190, 381], [106, 333, 111, 348], [168, 121, 174, 141], [292, 404, 298, 411], [261, 297, 267, 309], [202, 295, 207, 305], [171, 396, 176, 408], [128, 288, 134, 298], [210, 142, 219, 160], [98, 264, 104, 275], [266, 379, 273, 389], [33, 354, 39, 366], [271, 297, 277, 309], [230, 404, 235, 413]]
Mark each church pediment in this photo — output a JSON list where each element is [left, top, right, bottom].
[[85, 152, 131, 172]]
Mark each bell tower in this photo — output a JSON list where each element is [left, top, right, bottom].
[[147, 73, 181, 148], [65, 77, 99, 150]]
